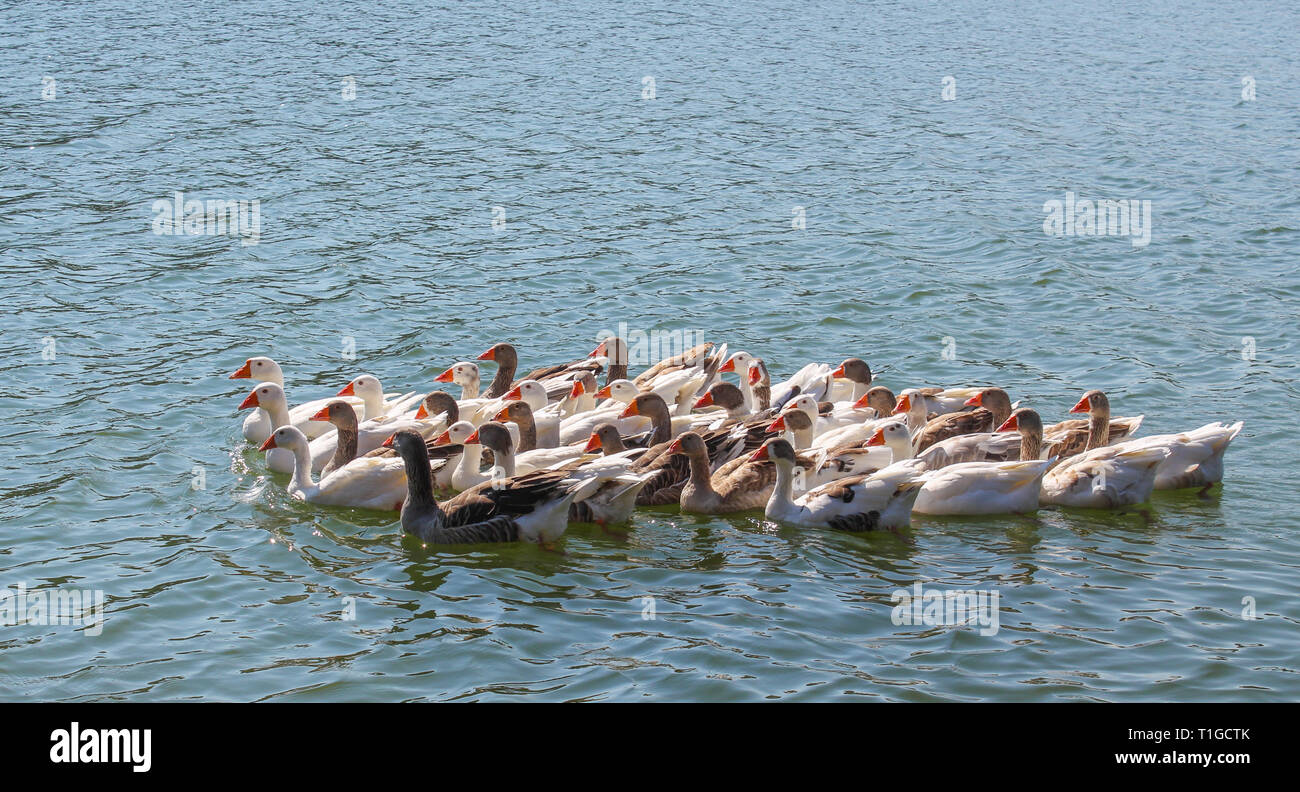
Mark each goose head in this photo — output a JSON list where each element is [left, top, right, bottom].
[[584, 423, 626, 454], [595, 378, 639, 404], [238, 382, 290, 421], [476, 342, 518, 368], [337, 374, 385, 417], [718, 351, 753, 377], [471, 421, 515, 458], [749, 437, 798, 467], [434, 361, 480, 389], [310, 399, 358, 431], [590, 336, 629, 367], [748, 358, 769, 387], [503, 380, 549, 411], [964, 387, 1014, 424], [1069, 389, 1111, 419], [229, 356, 284, 387], [996, 407, 1043, 437], [693, 382, 746, 416], [259, 424, 308, 453], [666, 431, 708, 459], [415, 391, 459, 422], [619, 393, 670, 421], [865, 420, 913, 461], [766, 408, 814, 449], [832, 357, 873, 387], [494, 400, 536, 430], [782, 394, 820, 422], [892, 390, 929, 424], [852, 386, 896, 416], [431, 420, 477, 447]]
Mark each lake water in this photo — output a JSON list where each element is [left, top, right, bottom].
[[2, 0, 1297, 701]]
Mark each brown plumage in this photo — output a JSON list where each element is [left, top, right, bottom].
[[912, 387, 1013, 452]]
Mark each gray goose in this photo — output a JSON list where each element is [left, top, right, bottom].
[[390, 430, 586, 545], [312, 400, 361, 477]]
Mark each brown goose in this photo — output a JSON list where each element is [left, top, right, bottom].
[[851, 386, 897, 417], [693, 381, 750, 422], [831, 358, 874, 402], [492, 401, 544, 451], [909, 387, 1014, 453], [312, 400, 361, 477], [584, 423, 629, 455], [414, 390, 459, 423], [1044, 390, 1145, 459], [675, 432, 817, 514], [749, 358, 772, 411], [477, 342, 603, 401], [389, 429, 589, 545]]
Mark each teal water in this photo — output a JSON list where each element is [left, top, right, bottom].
[[2, 0, 1298, 701]]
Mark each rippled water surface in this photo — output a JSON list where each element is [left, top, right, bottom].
[[2, 0, 1298, 701]]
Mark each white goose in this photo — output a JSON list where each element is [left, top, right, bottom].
[[1039, 444, 1169, 508], [237, 383, 298, 474], [1108, 421, 1244, 493], [259, 426, 408, 511]]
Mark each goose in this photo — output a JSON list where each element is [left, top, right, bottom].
[[492, 400, 560, 450], [826, 357, 874, 404], [911, 457, 1053, 515], [692, 382, 752, 426], [1107, 421, 1244, 493], [237, 383, 298, 474], [675, 431, 816, 514], [811, 387, 899, 450], [908, 387, 1015, 453], [229, 357, 359, 442], [588, 336, 630, 385], [765, 410, 816, 450], [756, 439, 928, 532], [1039, 444, 1169, 508], [431, 420, 492, 491], [478, 342, 602, 402], [478, 418, 584, 475], [910, 407, 1046, 471], [782, 394, 868, 435], [718, 351, 757, 413], [304, 401, 426, 475], [413, 391, 459, 426], [259, 426, 407, 511], [432, 362, 482, 400], [1047, 390, 1146, 461], [389, 430, 594, 545], [336, 375, 422, 422], [313, 400, 364, 476], [748, 358, 772, 411]]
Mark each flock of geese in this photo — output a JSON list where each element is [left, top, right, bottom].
[[230, 339, 1243, 546]]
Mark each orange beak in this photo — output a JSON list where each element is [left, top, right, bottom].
[[476, 347, 496, 361], [310, 406, 331, 422], [619, 401, 640, 418], [1069, 395, 1090, 414], [851, 392, 872, 409], [431, 429, 451, 446], [748, 366, 761, 385], [259, 435, 277, 451], [865, 429, 885, 447], [569, 381, 584, 399], [337, 382, 356, 397], [589, 341, 606, 358], [238, 390, 260, 410], [766, 416, 787, 432], [584, 433, 602, 453], [465, 429, 481, 444], [433, 367, 455, 383], [832, 364, 846, 378], [892, 395, 911, 415], [996, 415, 1019, 432], [694, 392, 714, 409], [595, 384, 613, 399], [381, 433, 396, 448], [493, 407, 511, 422], [667, 438, 683, 454], [718, 358, 736, 373], [749, 445, 770, 462], [229, 360, 252, 379], [504, 385, 522, 400], [964, 392, 984, 406], [415, 404, 429, 420]]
